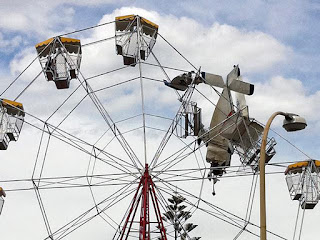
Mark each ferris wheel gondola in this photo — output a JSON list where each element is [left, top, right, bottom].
[[35, 37, 82, 89], [0, 12, 316, 240], [0, 187, 5, 215], [0, 99, 24, 150], [115, 15, 158, 66], [285, 159, 320, 209]]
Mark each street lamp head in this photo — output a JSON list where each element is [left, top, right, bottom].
[[282, 114, 307, 132]]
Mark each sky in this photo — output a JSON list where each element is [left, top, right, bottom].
[[0, 1, 320, 239]]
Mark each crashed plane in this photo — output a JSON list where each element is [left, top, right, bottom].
[[166, 65, 277, 195]]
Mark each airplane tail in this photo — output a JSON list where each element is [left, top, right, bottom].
[[201, 72, 225, 88], [227, 66, 254, 95], [235, 90, 249, 118], [201, 65, 254, 95], [229, 79, 254, 95]]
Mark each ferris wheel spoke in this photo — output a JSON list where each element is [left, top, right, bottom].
[[153, 139, 206, 179], [157, 33, 198, 71], [76, 76, 143, 170], [141, 62, 190, 74], [45, 66, 137, 127], [151, 182, 197, 240], [92, 77, 140, 93], [41, 177, 140, 240], [33, 130, 137, 179], [53, 186, 138, 240], [25, 119, 139, 181], [136, 25, 148, 166], [35, 173, 138, 190], [153, 168, 206, 183], [145, 120, 207, 175], [55, 41, 143, 171], [33, 181, 54, 238], [143, 119, 207, 182], [155, 180, 260, 238], [0, 38, 54, 97], [14, 71, 43, 101], [143, 36, 201, 169], [156, 178, 243, 225], [233, 173, 259, 240], [156, 176, 287, 240], [153, 108, 242, 171], [149, 88, 196, 169], [60, 20, 115, 37]]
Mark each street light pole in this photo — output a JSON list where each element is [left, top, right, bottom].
[[259, 112, 307, 240], [260, 112, 284, 240]]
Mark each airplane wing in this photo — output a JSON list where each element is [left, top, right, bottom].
[[201, 72, 225, 88], [164, 74, 190, 91], [229, 79, 254, 95], [231, 119, 264, 151]]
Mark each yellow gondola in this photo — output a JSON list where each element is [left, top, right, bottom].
[[285, 160, 320, 209], [35, 37, 82, 89], [0, 187, 6, 215], [0, 99, 24, 150], [115, 15, 158, 66]]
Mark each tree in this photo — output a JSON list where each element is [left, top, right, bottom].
[[161, 192, 201, 240]]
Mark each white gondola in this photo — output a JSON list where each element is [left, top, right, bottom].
[[0, 99, 24, 150], [285, 160, 320, 209], [229, 112, 277, 171], [115, 15, 158, 66], [0, 187, 6, 215], [175, 101, 201, 138], [35, 37, 82, 89]]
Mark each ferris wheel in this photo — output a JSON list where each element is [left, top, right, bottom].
[[0, 14, 318, 240]]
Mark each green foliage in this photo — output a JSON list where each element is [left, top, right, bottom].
[[162, 192, 201, 240]]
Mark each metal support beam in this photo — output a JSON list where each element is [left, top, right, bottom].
[[118, 164, 167, 240]]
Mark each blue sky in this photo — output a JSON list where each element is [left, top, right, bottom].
[[2, 0, 317, 153], [1, 0, 320, 89], [1, 1, 320, 239]]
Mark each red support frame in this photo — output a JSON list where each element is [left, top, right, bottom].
[[118, 164, 167, 240]]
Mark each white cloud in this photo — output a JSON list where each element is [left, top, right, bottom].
[[0, 33, 24, 53], [0, 6, 318, 240], [0, 1, 76, 37], [248, 76, 320, 125]]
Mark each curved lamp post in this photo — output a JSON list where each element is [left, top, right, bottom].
[[260, 112, 307, 240]]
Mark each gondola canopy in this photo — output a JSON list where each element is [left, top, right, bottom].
[[115, 15, 158, 66], [0, 99, 24, 150], [35, 36, 82, 89], [285, 160, 320, 209]]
